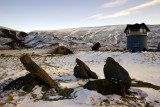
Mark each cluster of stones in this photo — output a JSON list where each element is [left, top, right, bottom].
[[4, 55, 58, 92], [4, 48, 131, 98], [74, 57, 131, 97]]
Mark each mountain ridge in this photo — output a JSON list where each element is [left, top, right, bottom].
[[0, 24, 160, 49]]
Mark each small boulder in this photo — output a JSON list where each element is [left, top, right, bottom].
[[103, 57, 131, 90], [3, 74, 38, 92], [92, 42, 101, 51], [84, 79, 125, 97], [74, 58, 98, 79], [53, 46, 73, 55]]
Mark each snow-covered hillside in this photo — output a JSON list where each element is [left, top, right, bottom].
[[25, 25, 160, 49], [0, 26, 28, 49], [1, 25, 160, 49], [0, 51, 160, 106]]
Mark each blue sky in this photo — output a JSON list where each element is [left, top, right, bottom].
[[1, 0, 160, 32]]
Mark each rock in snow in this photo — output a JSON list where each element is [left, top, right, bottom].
[[20, 55, 58, 88], [52, 46, 73, 55], [83, 79, 125, 97], [4, 55, 58, 92], [103, 57, 131, 90], [74, 58, 98, 79], [92, 42, 101, 51], [3, 73, 38, 92]]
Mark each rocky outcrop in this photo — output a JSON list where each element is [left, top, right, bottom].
[[103, 57, 131, 90], [74, 58, 98, 79], [53, 46, 73, 55], [0, 26, 28, 49], [83, 79, 125, 97], [92, 42, 101, 51]]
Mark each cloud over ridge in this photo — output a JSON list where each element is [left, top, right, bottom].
[[90, 0, 160, 20], [101, 0, 128, 8]]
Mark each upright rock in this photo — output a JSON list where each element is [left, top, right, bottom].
[[84, 79, 125, 97], [103, 57, 131, 90], [3, 55, 62, 92], [53, 46, 73, 55], [20, 55, 58, 88], [92, 42, 101, 51], [74, 58, 98, 79]]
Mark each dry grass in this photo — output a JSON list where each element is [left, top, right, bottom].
[[131, 79, 160, 90]]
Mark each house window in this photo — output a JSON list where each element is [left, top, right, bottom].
[[140, 28, 146, 33], [140, 28, 143, 33], [127, 29, 130, 34]]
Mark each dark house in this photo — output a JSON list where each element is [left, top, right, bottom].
[[124, 23, 150, 51]]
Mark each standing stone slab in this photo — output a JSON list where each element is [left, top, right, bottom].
[[74, 58, 98, 79], [103, 57, 131, 90], [20, 55, 58, 88], [92, 42, 101, 51]]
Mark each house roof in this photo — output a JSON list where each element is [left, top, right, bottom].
[[124, 23, 150, 33]]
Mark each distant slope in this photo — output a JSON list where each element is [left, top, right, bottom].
[[0, 25, 160, 49], [25, 25, 160, 49], [0, 26, 28, 49], [25, 25, 126, 48]]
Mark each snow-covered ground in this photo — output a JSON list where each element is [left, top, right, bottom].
[[0, 51, 160, 106]]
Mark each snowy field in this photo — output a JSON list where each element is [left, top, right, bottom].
[[0, 50, 160, 106]]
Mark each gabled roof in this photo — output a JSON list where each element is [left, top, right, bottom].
[[124, 23, 150, 33]]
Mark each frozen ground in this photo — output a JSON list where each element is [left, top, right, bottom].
[[0, 50, 160, 106]]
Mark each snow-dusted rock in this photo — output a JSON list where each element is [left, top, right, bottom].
[[52, 46, 73, 55], [74, 58, 98, 79], [92, 42, 101, 51], [3, 73, 38, 92], [20, 55, 58, 88], [83, 79, 125, 97], [104, 57, 131, 90]]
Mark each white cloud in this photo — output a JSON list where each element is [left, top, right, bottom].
[[101, 0, 128, 8], [90, 0, 160, 20]]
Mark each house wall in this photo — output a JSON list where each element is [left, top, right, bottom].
[[127, 35, 147, 51], [158, 43, 160, 51]]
